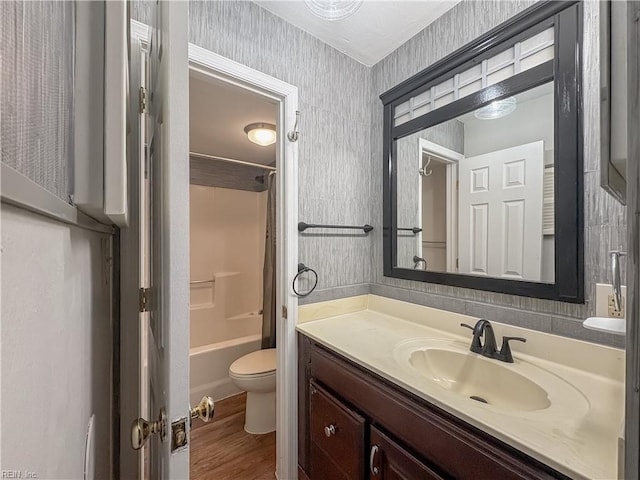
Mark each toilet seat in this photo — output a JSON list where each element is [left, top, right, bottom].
[[229, 348, 276, 378]]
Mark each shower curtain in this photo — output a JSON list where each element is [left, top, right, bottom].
[[261, 174, 276, 349]]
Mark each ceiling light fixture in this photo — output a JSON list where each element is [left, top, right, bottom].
[[304, 0, 363, 21], [474, 97, 517, 120], [244, 123, 277, 146]]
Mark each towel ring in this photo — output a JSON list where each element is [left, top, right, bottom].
[[292, 263, 318, 297]]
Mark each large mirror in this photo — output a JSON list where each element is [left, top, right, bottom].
[[396, 82, 555, 282], [381, 1, 584, 302]]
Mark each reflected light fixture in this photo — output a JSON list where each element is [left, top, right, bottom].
[[244, 123, 277, 146], [474, 97, 517, 120], [305, 0, 363, 21]]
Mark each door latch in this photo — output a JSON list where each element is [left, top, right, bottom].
[[171, 418, 188, 451], [171, 396, 215, 452]]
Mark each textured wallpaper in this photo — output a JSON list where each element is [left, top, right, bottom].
[[161, 0, 373, 291], [132, 0, 626, 346], [0, 1, 75, 201]]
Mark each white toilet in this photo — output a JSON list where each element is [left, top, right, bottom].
[[229, 348, 277, 434]]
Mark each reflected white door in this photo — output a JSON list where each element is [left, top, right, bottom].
[[142, 1, 190, 478], [458, 141, 544, 281]]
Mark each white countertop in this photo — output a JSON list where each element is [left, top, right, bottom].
[[297, 295, 625, 480]]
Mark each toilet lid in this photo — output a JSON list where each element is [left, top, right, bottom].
[[229, 348, 276, 376]]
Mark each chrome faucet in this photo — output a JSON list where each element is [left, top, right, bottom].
[[461, 319, 526, 363]]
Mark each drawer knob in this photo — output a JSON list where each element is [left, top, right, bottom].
[[324, 424, 336, 437]]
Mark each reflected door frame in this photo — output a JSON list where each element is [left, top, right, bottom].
[[418, 139, 464, 272]]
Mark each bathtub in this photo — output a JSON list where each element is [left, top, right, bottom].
[[189, 312, 263, 405]]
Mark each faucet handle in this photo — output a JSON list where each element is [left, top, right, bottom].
[[460, 323, 483, 354], [498, 336, 526, 363]]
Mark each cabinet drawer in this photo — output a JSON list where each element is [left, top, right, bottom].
[[310, 380, 365, 480]]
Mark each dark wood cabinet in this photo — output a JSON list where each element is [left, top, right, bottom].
[[298, 333, 570, 480], [310, 380, 365, 480], [369, 426, 444, 480]]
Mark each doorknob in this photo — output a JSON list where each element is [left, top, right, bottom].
[[190, 396, 215, 423], [131, 409, 166, 450]]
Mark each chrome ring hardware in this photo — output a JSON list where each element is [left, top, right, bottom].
[[324, 424, 336, 437], [370, 444, 380, 476], [131, 408, 166, 450], [190, 396, 215, 423]]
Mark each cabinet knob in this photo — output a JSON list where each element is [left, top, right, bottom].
[[324, 424, 336, 437], [370, 444, 380, 476]]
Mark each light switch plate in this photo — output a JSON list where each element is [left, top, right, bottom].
[[595, 283, 626, 318]]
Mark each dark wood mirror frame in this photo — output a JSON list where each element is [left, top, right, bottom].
[[380, 1, 584, 303]]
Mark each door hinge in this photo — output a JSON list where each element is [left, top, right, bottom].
[[456, 180, 459, 190], [282, 305, 288, 319], [456, 258, 459, 269], [139, 287, 152, 313], [139, 86, 147, 114]]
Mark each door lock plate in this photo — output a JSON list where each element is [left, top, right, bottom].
[[171, 417, 188, 451]]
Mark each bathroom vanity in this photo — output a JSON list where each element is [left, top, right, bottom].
[[298, 337, 566, 479], [297, 296, 624, 480]]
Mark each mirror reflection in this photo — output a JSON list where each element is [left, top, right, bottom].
[[396, 82, 555, 283]]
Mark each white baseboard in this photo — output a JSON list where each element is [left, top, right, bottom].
[[190, 377, 242, 406]]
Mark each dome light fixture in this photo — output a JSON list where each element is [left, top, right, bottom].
[[244, 123, 277, 146], [304, 0, 363, 21], [474, 97, 517, 120]]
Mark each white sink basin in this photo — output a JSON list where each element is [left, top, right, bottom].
[[394, 338, 589, 416], [408, 348, 550, 411]]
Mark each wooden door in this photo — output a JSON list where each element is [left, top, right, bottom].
[[458, 141, 544, 280], [625, 2, 640, 478], [369, 426, 444, 480], [309, 381, 365, 480], [140, 1, 190, 477]]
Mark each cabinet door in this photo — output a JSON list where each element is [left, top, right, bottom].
[[310, 380, 366, 480], [369, 426, 445, 480]]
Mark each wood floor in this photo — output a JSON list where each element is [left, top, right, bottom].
[[190, 393, 276, 480]]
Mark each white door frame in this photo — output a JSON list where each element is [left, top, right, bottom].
[[418, 139, 463, 272], [187, 44, 300, 480], [126, 21, 299, 480]]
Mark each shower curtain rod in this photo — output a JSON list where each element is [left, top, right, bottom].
[[189, 151, 276, 171]]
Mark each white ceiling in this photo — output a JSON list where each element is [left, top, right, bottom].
[[189, 73, 278, 166], [254, 0, 461, 66]]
